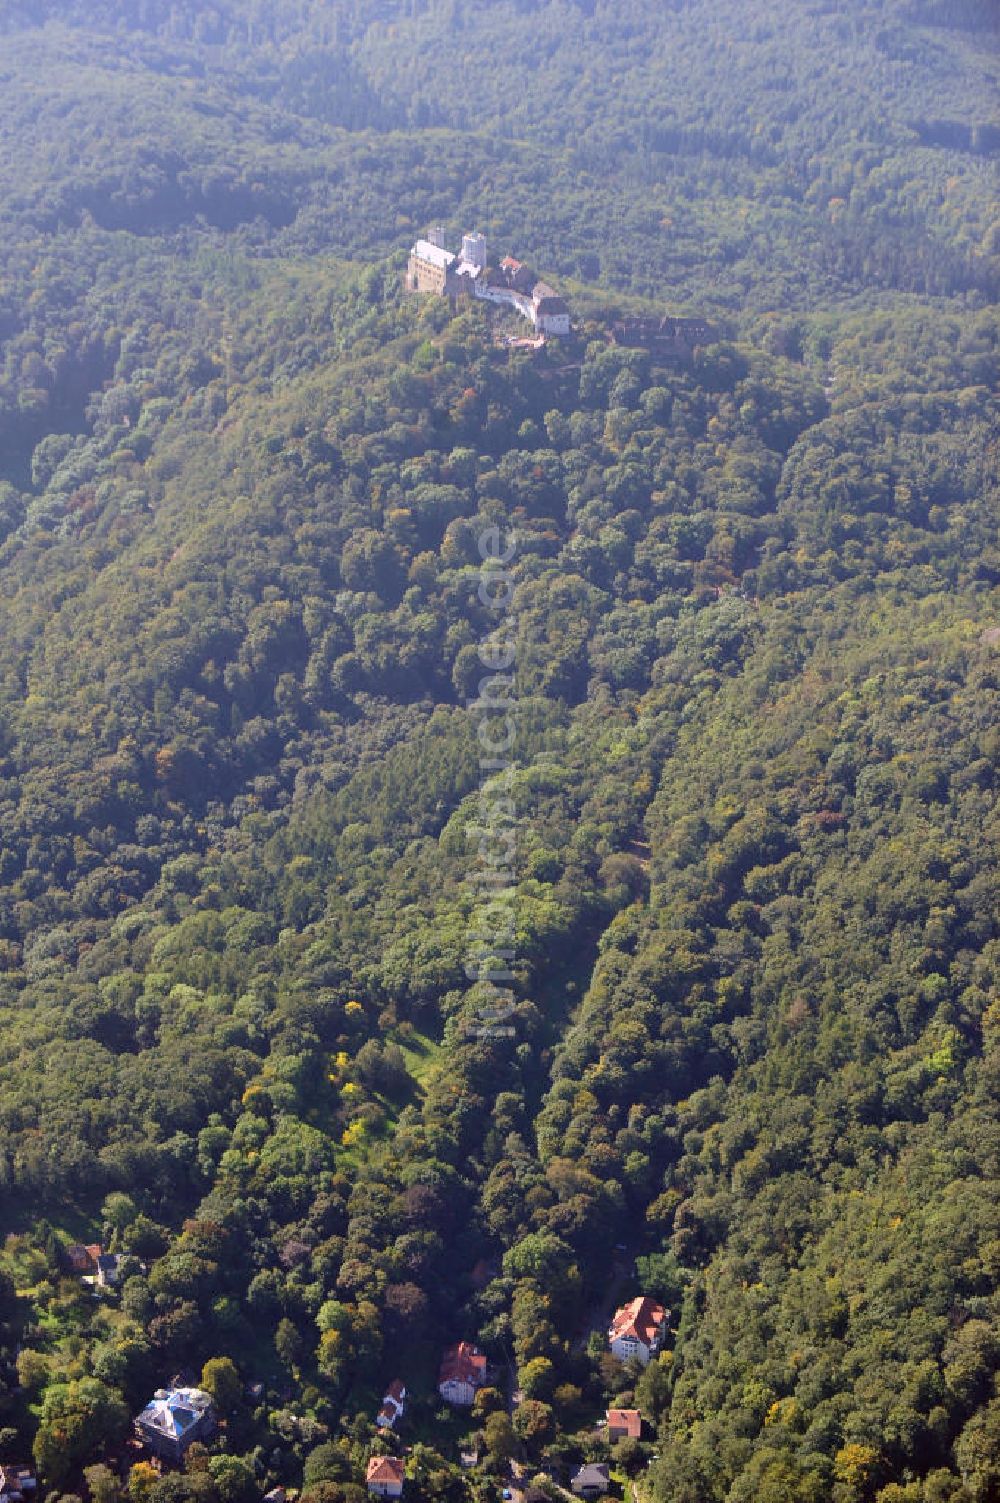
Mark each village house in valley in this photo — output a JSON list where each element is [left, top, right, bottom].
[[95, 1251, 125, 1287], [437, 1341, 487, 1405], [608, 1295, 668, 1365], [366, 1456, 405, 1499], [407, 230, 571, 335], [64, 1242, 102, 1276], [64, 1242, 129, 1288]]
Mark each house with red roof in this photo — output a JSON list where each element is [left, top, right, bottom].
[[608, 1296, 668, 1365], [65, 1243, 103, 1276], [437, 1342, 487, 1405], [366, 1457, 404, 1499], [499, 256, 534, 293], [607, 1407, 642, 1440]]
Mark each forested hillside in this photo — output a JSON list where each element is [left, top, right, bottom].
[[0, 4, 997, 1503]]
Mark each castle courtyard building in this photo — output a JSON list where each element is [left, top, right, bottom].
[[408, 239, 456, 294]]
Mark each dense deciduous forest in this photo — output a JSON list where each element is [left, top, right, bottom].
[[0, 4, 997, 1503]]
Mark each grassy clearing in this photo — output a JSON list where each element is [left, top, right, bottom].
[[393, 1027, 444, 1093]]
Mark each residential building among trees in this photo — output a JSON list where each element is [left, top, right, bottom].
[[134, 1387, 216, 1462], [608, 1297, 668, 1366], [366, 1457, 405, 1498], [376, 1380, 406, 1430], [437, 1342, 488, 1405]]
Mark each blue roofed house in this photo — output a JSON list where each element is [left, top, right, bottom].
[[135, 1386, 216, 1461], [96, 1253, 125, 1288]]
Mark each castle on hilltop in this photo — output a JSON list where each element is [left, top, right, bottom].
[[407, 229, 571, 336]]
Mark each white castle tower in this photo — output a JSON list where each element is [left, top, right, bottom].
[[461, 231, 487, 271]]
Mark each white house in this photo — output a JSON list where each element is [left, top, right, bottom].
[[96, 1252, 125, 1288], [608, 1296, 668, 1366], [135, 1386, 216, 1461], [531, 282, 571, 335], [376, 1379, 406, 1429], [438, 1341, 487, 1405]]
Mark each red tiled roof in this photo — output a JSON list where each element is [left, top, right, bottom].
[[609, 1296, 666, 1346], [607, 1408, 642, 1438], [65, 1243, 102, 1272], [367, 1457, 405, 1485], [439, 1341, 487, 1387]]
